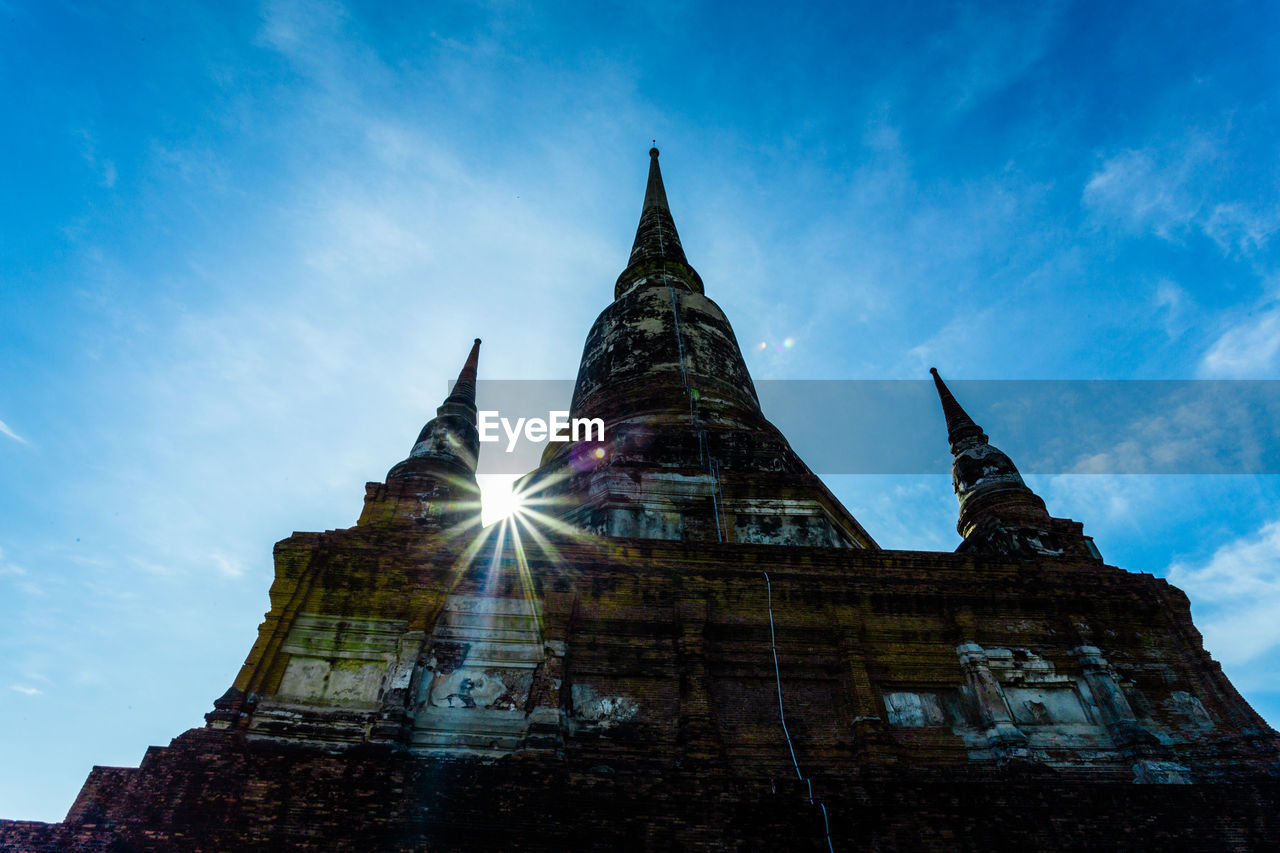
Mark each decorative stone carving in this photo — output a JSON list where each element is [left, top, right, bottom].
[[411, 594, 548, 754], [956, 643, 1028, 746], [1071, 645, 1161, 747]]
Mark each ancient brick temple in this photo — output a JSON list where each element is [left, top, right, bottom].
[[5, 150, 1279, 851]]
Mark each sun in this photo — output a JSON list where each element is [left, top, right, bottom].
[[478, 475, 525, 526]]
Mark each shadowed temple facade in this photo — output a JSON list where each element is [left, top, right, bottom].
[[4, 150, 1279, 851]]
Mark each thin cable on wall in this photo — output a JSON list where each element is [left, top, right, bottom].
[[764, 571, 836, 853]]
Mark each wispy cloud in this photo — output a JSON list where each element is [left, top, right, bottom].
[[1199, 294, 1280, 377], [826, 475, 957, 552], [0, 546, 27, 576], [1083, 133, 1278, 256], [932, 2, 1062, 114], [1203, 202, 1278, 255], [10, 684, 43, 696], [1153, 279, 1191, 339], [1041, 475, 1160, 527], [210, 552, 245, 579], [74, 128, 117, 189], [1167, 519, 1280, 665], [1083, 143, 1208, 240], [0, 417, 29, 445], [0, 545, 45, 594], [128, 556, 176, 577]]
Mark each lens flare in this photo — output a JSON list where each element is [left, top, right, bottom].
[[569, 441, 608, 471], [478, 475, 524, 525]]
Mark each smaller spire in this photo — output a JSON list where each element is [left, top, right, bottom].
[[930, 368, 987, 451], [387, 339, 483, 481], [367, 339, 484, 528], [929, 366, 1097, 559], [929, 366, 1031, 512]]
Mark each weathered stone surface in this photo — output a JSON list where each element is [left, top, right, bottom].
[[4, 151, 1277, 852], [521, 154, 875, 548], [6, 532, 1276, 850]]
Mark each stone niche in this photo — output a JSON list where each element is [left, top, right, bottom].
[[247, 613, 408, 744], [271, 613, 407, 708], [732, 504, 851, 547], [882, 644, 1150, 767], [277, 657, 387, 706], [884, 691, 951, 728], [982, 647, 1096, 729], [412, 594, 549, 754]]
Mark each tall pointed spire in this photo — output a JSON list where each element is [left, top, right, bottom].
[[442, 337, 481, 412], [614, 148, 704, 298], [519, 149, 876, 550], [930, 367, 987, 451]]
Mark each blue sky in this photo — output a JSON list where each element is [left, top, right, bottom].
[[3, 0, 1280, 821]]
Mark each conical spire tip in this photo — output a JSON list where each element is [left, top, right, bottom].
[[931, 366, 986, 450], [613, 141, 703, 297], [452, 337, 481, 397]]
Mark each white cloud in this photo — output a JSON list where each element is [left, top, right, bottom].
[[1199, 297, 1280, 377], [825, 475, 957, 552], [0, 417, 28, 445], [1203, 202, 1278, 255], [1083, 146, 1204, 240], [1083, 134, 1276, 256], [73, 127, 118, 190], [1167, 519, 1280, 665], [0, 546, 27, 576], [260, 0, 347, 50], [10, 684, 43, 696], [925, 3, 1063, 114], [1154, 279, 1191, 339], [210, 552, 246, 579], [129, 556, 176, 577], [1040, 474, 1158, 525], [901, 304, 1004, 378]]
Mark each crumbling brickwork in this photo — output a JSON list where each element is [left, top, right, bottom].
[[4, 150, 1277, 851]]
